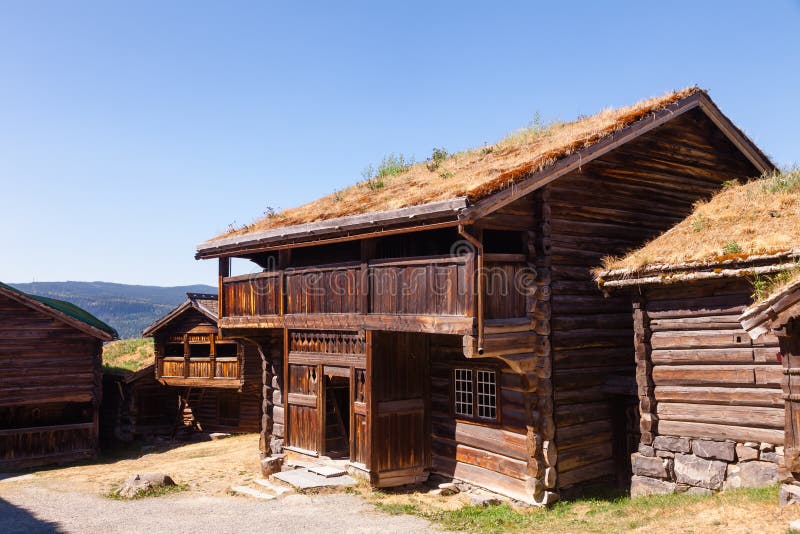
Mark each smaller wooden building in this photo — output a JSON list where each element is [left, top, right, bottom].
[[142, 293, 262, 434], [0, 282, 117, 470], [597, 171, 799, 496], [101, 364, 179, 443]]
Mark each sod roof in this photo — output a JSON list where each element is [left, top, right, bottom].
[[600, 169, 800, 277], [214, 87, 707, 242]]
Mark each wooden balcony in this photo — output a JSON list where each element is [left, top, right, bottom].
[[219, 254, 530, 335], [157, 356, 241, 388]]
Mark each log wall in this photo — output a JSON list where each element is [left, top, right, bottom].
[[0, 293, 102, 470], [640, 279, 782, 445], [549, 108, 762, 490]]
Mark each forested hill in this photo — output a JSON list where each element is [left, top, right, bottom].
[[8, 281, 216, 339]]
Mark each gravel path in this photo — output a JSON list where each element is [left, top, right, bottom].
[[0, 485, 442, 534]]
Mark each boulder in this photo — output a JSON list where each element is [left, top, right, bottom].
[[260, 454, 285, 476], [630, 475, 676, 497], [631, 453, 670, 479], [692, 440, 735, 462], [738, 461, 778, 488], [673, 454, 726, 490], [117, 473, 175, 498], [686, 486, 712, 496], [736, 443, 759, 462], [724, 464, 742, 491], [653, 436, 692, 453]]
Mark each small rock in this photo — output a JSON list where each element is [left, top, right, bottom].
[[656, 450, 675, 459], [744, 442, 760, 448], [630, 475, 676, 497], [631, 453, 670, 479], [438, 482, 460, 496], [209, 432, 232, 441], [470, 494, 501, 506], [791, 519, 800, 531], [780, 484, 800, 507], [428, 488, 443, 496], [724, 464, 742, 491], [692, 439, 735, 462], [736, 443, 759, 462], [674, 483, 691, 493], [760, 442, 776, 452], [117, 473, 175, 499], [761, 451, 783, 464], [673, 454, 726, 490], [638, 444, 655, 457], [653, 436, 692, 453], [686, 486, 713, 496], [261, 454, 285, 476]]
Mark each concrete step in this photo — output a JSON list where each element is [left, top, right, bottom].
[[254, 478, 292, 496], [230, 485, 276, 500]]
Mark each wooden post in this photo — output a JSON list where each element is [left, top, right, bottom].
[[183, 334, 190, 378], [633, 295, 657, 445], [360, 239, 374, 315], [218, 257, 230, 318], [209, 333, 216, 379]]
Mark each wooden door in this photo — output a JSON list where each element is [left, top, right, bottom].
[[370, 332, 429, 486], [286, 363, 321, 454], [352, 366, 368, 465]]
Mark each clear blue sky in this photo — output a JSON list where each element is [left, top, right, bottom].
[[2, 1, 798, 286]]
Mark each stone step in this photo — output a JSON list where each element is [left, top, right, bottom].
[[254, 478, 292, 496], [230, 485, 276, 500], [308, 465, 347, 478]]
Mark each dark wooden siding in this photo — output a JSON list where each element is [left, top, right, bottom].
[[0, 293, 102, 469], [550, 108, 763, 489]]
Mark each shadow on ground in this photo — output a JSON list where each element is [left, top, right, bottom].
[[0, 497, 64, 534]]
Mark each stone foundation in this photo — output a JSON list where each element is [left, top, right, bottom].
[[631, 436, 781, 497]]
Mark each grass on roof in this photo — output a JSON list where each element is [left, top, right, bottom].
[[103, 338, 154, 375], [602, 168, 800, 273], [217, 87, 703, 240]]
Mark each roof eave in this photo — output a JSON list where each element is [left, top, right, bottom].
[[195, 197, 469, 259], [141, 299, 219, 337], [0, 285, 116, 341]]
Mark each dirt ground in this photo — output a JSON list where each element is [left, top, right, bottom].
[[3, 435, 800, 533]]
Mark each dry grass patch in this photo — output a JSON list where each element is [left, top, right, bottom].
[[602, 168, 800, 274], [218, 87, 703, 239]]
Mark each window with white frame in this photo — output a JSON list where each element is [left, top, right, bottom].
[[453, 367, 498, 422]]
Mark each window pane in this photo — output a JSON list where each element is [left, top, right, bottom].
[[454, 368, 473, 417], [476, 370, 497, 420]]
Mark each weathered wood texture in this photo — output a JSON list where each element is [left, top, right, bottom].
[[101, 369, 179, 443], [0, 293, 102, 470], [782, 319, 800, 474], [550, 108, 762, 489], [151, 306, 262, 433], [638, 279, 782, 445], [429, 334, 532, 502]]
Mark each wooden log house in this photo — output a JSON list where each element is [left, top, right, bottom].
[[741, 275, 800, 501], [101, 364, 180, 443], [0, 282, 117, 470], [195, 88, 773, 504], [597, 170, 799, 495], [142, 293, 262, 434]]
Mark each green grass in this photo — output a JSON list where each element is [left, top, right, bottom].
[[107, 482, 189, 500], [370, 485, 780, 534], [723, 240, 742, 254], [752, 265, 800, 301], [761, 167, 800, 194], [102, 338, 154, 375]]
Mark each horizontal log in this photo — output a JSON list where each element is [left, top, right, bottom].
[[654, 385, 783, 407], [656, 402, 784, 429], [657, 420, 784, 445]]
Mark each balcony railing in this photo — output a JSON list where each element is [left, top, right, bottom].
[[221, 254, 477, 320], [158, 357, 240, 381]]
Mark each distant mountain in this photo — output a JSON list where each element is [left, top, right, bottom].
[[7, 281, 216, 339]]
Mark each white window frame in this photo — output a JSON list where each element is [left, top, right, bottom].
[[453, 366, 498, 422]]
